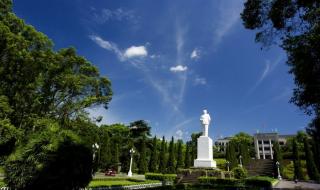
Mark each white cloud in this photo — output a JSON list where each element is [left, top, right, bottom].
[[175, 130, 184, 140], [194, 77, 207, 85], [93, 8, 137, 24], [170, 65, 188, 72], [89, 35, 124, 60], [124, 46, 148, 58], [190, 48, 200, 60], [89, 35, 148, 61], [213, 0, 243, 46]]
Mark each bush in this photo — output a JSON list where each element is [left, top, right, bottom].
[[4, 127, 92, 190], [245, 176, 274, 189], [198, 177, 243, 187], [232, 166, 247, 179], [145, 173, 177, 181]]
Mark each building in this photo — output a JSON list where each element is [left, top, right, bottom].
[[214, 137, 232, 153], [214, 133, 294, 159]]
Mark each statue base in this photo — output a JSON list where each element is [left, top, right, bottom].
[[194, 136, 216, 168]]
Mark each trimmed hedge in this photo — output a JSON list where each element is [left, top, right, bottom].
[[145, 173, 177, 181], [92, 177, 145, 182], [198, 177, 244, 187], [245, 176, 274, 189]]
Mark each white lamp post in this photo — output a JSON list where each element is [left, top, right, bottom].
[[276, 161, 282, 180], [239, 155, 243, 168], [128, 148, 135, 177]]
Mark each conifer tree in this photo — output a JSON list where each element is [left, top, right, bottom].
[[167, 136, 176, 173], [184, 142, 191, 168], [273, 141, 283, 176], [239, 143, 250, 166], [149, 136, 158, 172], [138, 137, 147, 174], [293, 139, 303, 180], [158, 136, 167, 173], [226, 142, 237, 169], [176, 139, 184, 170], [304, 137, 320, 181]]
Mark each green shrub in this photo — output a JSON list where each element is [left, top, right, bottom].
[[245, 176, 274, 189], [198, 177, 243, 187], [145, 173, 177, 181], [232, 166, 248, 179]]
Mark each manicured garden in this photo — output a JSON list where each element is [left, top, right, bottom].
[[89, 178, 161, 188]]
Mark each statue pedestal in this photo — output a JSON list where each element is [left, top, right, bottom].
[[194, 136, 216, 168]]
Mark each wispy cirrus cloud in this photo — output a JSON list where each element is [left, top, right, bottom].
[[89, 35, 147, 61], [247, 56, 283, 95], [92, 8, 138, 24], [213, 0, 243, 46], [190, 48, 201, 60], [194, 76, 207, 86]]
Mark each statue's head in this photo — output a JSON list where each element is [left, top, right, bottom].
[[203, 109, 207, 114]]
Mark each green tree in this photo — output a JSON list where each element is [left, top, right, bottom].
[[176, 139, 184, 170], [184, 142, 191, 168], [158, 136, 167, 173], [239, 143, 250, 166], [149, 136, 158, 172], [190, 133, 201, 163], [138, 137, 147, 174], [167, 137, 176, 173], [4, 127, 92, 190], [241, 0, 320, 170], [293, 139, 303, 180], [273, 141, 283, 176], [304, 137, 320, 181], [226, 142, 238, 169]]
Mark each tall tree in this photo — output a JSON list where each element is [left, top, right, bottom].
[[293, 139, 303, 180], [241, 0, 320, 169], [273, 141, 283, 177], [149, 136, 158, 172], [239, 143, 250, 166], [166, 137, 176, 173], [184, 142, 191, 168], [176, 140, 184, 170], [158, 136, 167, 173], [304, 137, 320, 181], [138, 137, 147, 174], [226, 142, 238, 169]]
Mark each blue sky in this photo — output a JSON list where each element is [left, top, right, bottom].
[[13, 0, 310, 140]]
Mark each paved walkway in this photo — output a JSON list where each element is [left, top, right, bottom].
[[274, 180, 320, 189]]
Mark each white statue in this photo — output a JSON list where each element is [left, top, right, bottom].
[[200, 109, 211, 137]]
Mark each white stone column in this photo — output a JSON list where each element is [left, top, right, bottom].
[[269, 139, 273, 159], [256, 139, 260, 159], [262, 141, 265, 159]]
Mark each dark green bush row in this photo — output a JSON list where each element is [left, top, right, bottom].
[[245, 176, 274, 189], [145, 173, 177, 181], [198, 176, 275, 189], [92, 177, 145, 182], [198, 177, 243, 187]]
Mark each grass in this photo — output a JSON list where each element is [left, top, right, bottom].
[[88, 179, 160, 188]]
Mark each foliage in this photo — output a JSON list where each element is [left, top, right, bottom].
[[304, 137, 320, 181], [138, 137, 148, 174], [226, 141, 238, 169], [232, 166, 248, 179], [175, 139, 184, 170], [167, 137, 176, 173], [198, 177, 243, 187], [4, 127, 92, 190], [292, 139, 304, 180], [145, 173, 177, 181], [0, 119, 19, 157], [149, 136, 158, 172], [241, 0, 320, 173], [273, 141, 283, 176], [184, 142, 191, 168], [239, 143, 250, 166], [158, 136, 167, 173], [245, 176, 275, 189], [88, 179, 160, 188]]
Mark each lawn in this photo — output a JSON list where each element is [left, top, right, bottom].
[[88, 179, 160, 188]]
